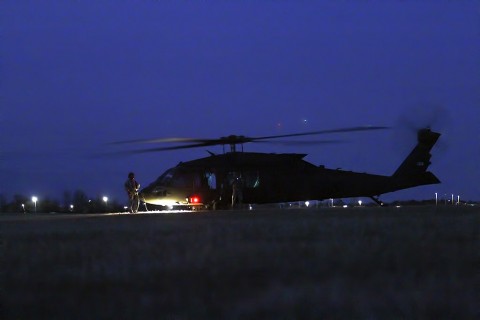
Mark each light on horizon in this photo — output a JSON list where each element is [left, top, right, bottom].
[[103, 196, 109, 213], [32, 196, 38, 213]]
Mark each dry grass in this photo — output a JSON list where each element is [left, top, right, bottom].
[[1, 206, 479, 319]]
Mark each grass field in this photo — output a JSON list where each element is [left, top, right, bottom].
[[1, 206, 479, 319]]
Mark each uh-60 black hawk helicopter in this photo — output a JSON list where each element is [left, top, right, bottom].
[[115, 126, 440, 210]]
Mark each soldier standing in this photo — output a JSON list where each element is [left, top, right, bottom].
[[125, 172, 140, 213]]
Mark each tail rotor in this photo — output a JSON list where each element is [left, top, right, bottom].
[[392, 103, 452, 156]]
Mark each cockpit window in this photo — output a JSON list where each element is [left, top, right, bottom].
[[171, 170, 201, 188], [205, 172, 216, 189], [155, 168, 175, 186], [154, 168, 212, 189], [171, 173, 188, 187]]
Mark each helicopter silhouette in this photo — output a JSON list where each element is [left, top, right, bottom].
[[114, 126, 440, 209]]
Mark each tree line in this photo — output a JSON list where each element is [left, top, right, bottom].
[[0, 190, 126, 214]]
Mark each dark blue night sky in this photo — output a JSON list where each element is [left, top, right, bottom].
[[1, 1, 479, 204]]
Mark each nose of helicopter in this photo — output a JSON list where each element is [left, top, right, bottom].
[[138, 189, 157, 203], [139, 187, 183, 206]]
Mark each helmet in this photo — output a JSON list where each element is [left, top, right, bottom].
[[128, 172, 135, 178]]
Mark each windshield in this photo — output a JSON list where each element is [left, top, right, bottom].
[[154, 168, 202, 188], [155, 168, 176, 186]]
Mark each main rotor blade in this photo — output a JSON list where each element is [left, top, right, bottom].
[[252, 139, 345, 145], [124, 141, 222, 153], [120, 139, 346, 154], [110, 136, 253, 146], [250, 126, 389, 141], [109, 137, 213, 145], [108, 125, 388, 152]]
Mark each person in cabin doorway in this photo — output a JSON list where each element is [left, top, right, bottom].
[[231, 175, 243, 209]]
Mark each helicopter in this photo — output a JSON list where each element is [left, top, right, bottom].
[[115, 126, 440, 210]]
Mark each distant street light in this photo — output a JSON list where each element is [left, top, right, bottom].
[[32, 196, 38, 213], [358, 200, 362, 206], [103, 196, 109, 211], [435, 192, 438, 206], [21, 203, 25, 214]]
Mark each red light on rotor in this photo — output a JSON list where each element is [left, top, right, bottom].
[[190, 195, 200, 203]]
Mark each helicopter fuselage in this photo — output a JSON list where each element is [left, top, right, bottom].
[[139, 129, 441, 208]]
